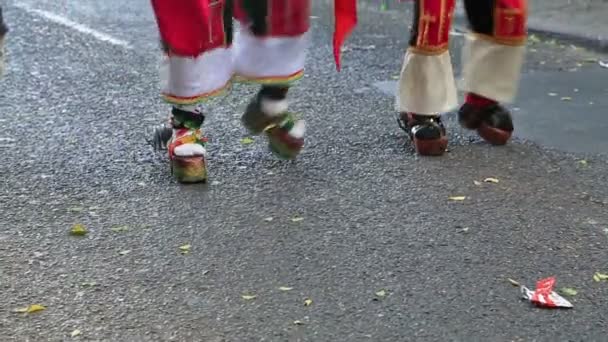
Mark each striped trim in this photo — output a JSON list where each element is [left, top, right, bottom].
[[408, 44, 450, 56], [162, 82, 231, 105], [233, 70, 304, 85]]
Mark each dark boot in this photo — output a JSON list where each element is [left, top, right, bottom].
[[398, 113, 448, 156], [458, 103, 514, 146]]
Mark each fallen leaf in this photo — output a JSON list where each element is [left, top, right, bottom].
[[449, 196, 466, 201], [118, 250, 131, 256], [110, 226, 129, 233], [507, 278, 520, 287], [375, 289, 387, 298], [293, 320, 305, 325], [528, 34, 540, 43], [484, 178, 500, 184], [240, 137, 254, 145], [291, 217, 304, 223], [179, 244, 191, 254], [548, 92, 558, 97], [81, 282, 98, 288], [593, 274, 601, 282], [67, 207, 84, 213], [473, 181, 482, 186], [561, 97, 572, 101], [14, 304, 46, 314], [304, 298, 313, 306], [595, 272, 608, 281], [70, 224, 88, 236], [264, 217, 274, 222], [71, 329, 82, 337], [578, 160, 588, 167], [351, 44, 376, 51], [242, 294, 257, 300], [391, 75, 400, 80], [278, 286, 293, 291], [560, 287, 578, 296]]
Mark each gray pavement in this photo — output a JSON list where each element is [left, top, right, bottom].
[[1, 0, 608, 341], [526, 0, 608, 50]]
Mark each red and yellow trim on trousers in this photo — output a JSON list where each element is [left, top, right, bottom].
[[161, 70, 304, 105], [233, 70, 304, 86]]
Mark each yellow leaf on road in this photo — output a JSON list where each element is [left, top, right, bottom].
[[118, 250, 131, 256], [14, 304, 46, 314], [375, 289, 387, 298], [560, 287, 578, 296], [291, 217, 304, 222], [449, 196, 466, 201], [110, 226, 129, 232], [594, 272, 608, 281], [561, 97, 572, 101], [304, 298, 313, 306], [293, 320, 305, 325], [528, 34, 540, 43], [70, 224, 88, 236], [240, 137, 254, 145], [278, 286, 293, 291], [264, 217, 274, 222], [507, 278, 520, 287], [71, 329, 82, 337], [242, 294, 257, 300], [473, 181, 482, 186], [484, 178, 500, 184], [179, 244, 191, 254]]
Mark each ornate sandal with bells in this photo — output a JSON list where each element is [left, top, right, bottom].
[[242, 88, 305, 160], [148, 107, 208, 184]]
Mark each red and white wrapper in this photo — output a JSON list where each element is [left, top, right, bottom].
[[520, 277, 573, 308]]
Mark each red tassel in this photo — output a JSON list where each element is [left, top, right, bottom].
[[333, 0, 357, 71]]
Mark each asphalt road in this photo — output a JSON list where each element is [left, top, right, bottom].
[[1, 1, 608, 341]]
